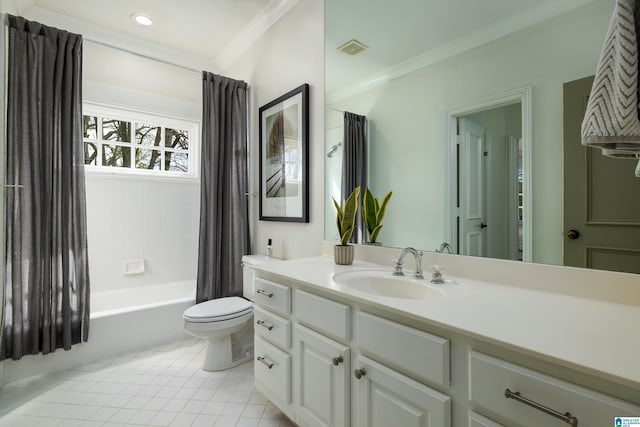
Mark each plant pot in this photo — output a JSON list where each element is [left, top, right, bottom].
[[334, 244, 354, 265]]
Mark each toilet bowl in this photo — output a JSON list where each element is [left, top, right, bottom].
[[183, 255, 277, 371]]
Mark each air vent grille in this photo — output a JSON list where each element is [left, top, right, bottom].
[[337, 39, 368, 56]]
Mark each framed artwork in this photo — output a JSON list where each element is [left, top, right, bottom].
[[259, 83, 309, 222]]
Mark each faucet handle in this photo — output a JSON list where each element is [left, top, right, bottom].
[[430, 264, 444, 273], [429, 264, 445, 284], [392, 259, 404, 276]]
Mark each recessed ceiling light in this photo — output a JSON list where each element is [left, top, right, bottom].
[[132, 13, 153, 26]]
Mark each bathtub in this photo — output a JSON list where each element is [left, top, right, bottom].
[[2, 281, 196, 385]]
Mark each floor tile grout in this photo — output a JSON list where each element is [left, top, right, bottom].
[[0, 337, 296, 427]]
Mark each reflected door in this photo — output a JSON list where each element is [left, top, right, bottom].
[[563, 76, 640, 273], [459, 118, 487, 257]]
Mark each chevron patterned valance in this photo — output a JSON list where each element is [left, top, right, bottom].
[[581, 0, 640, 158]]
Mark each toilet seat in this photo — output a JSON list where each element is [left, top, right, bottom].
[[183, 297, 253, 323]]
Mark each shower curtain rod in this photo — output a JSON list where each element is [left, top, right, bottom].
[[326, 105, 346, 113], [85, 38, 203, 74], [2, 14, 204, 74]]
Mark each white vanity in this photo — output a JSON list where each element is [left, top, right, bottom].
[[249, 244, 640, 427]]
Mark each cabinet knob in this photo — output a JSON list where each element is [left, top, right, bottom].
[[354, 368, 366, 379], [332, 356, 344, 366]]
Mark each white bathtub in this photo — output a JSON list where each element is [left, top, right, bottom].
[[2, 281, 196, 385], [91, 280, 196, 317]]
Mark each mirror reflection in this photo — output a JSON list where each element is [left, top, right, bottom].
[[324, 0, 640, 274]]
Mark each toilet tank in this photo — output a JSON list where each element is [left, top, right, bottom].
[[242, 255, 280, 300]]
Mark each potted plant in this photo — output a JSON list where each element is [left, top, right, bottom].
[[362, 188, 392, 245], [332, 186, 360, 265]]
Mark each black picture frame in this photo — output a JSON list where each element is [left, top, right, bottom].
[[259, 84, 310, 222]]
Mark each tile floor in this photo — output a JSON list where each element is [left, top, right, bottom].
[[0, 338, 297, 427]]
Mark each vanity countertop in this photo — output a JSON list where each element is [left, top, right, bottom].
[[252, 255, 640, 391]]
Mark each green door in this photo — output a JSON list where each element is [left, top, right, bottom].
[[563, 76, 640, 273]]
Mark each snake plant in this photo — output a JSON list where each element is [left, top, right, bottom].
[[362, 188, 392, 244], [333, 186, 360, 246]]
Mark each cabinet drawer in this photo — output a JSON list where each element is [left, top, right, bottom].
[[294, 289, 350, 341], [469, 351, 640, 427], [253, 277, 291, 316], [254, 306, 291, 350], [357, 312, 450, 387], [254, 335, 291, 405]]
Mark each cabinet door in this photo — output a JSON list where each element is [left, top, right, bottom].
[[294, 324, 350, 427], [353, 356, 451, 427]]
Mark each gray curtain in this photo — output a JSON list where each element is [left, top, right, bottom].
[[342, 112, 367, 243], [2, 16, 89, 361], [196, 72, 250, 303]]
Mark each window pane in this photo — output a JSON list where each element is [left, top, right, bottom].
[[136, 148, 161, 170], [84, 141, 98, 165], [165, 151, 189, 172], [102, 144, 131, 168], [136, 123, 161, 146], [165, 128, 189, 149], [102, 118, 131, 143], [83, 115, 97, 139]]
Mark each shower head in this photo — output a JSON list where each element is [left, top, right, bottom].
[[327, 143, 342, 158]]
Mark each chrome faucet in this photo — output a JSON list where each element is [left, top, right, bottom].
[[392, 247, 424, 279], [436, 242, 454, 254]]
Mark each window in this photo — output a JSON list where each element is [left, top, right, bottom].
[[83, 104, 199, 178]]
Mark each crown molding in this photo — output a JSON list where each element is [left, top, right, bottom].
[[215, 0, 300, 71], [14, 0, 300, 75]]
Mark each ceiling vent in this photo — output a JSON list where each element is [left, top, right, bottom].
[[337, 39, 368, 56]]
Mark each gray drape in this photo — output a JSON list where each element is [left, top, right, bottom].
[[2, 16, 89, 361], [196, 72, 250, 303], [342, 112, 367, 243]]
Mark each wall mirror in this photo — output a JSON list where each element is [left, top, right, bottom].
[[324, 0, 640, 274]]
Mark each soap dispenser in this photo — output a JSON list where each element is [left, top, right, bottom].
[[266, 238, 273, 258]]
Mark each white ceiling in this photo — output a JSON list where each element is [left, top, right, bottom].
[[5, 0, 299, 71], [3, 0, 606, 89], [326, 0, 605, 101]]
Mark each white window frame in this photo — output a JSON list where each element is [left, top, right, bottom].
[[83, 102, 200, 180]]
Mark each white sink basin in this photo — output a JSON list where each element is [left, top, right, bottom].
[[333, 270, 445, 300]]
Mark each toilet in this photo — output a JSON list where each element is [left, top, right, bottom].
[[183, 254, 277, 371]]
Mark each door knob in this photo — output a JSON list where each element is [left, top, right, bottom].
[[332, 356, 344, 366], [567, 229, 580, 240], [354, 368, 366, 379], [476, 222, 488, 229]]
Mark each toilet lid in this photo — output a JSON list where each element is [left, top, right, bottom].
[[183, 297, 253, 322]]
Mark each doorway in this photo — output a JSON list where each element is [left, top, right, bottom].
[[563, 76, 640, 274], [444, 87, 532, 261]]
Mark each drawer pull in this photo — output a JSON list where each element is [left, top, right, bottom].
[[256, 289, 274, 298], [354, 368, 366, 379], [332, 356, 344, 366], [257, 356, 274, 369], [504, 389, 578, 427], [256, 320, 274, 331]]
